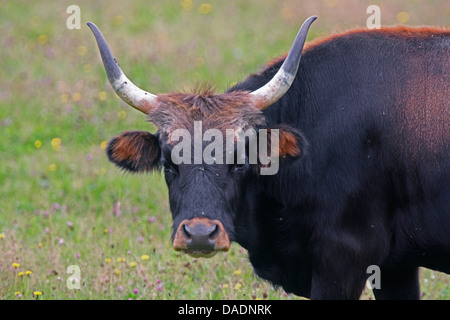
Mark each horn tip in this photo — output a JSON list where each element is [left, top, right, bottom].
[[86, 21, 98, 31], [304, 16, 318, 25]]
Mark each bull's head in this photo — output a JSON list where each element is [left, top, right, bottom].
[[88, 17, 316, 257]]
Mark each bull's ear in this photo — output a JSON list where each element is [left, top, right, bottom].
[[261, 124, 307, 164], [106, 131, 161, 173]]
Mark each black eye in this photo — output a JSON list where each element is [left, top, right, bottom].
[[232, 162, 246, 172], [162, 155, 178, 176], [163, 163, 178, 185], [164, 163, 178, 174], [164, 166, 173, 174]]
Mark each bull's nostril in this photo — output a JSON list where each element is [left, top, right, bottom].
[[182, 224, 192, 239], [209, 224, 220, 240], [174, 218, 230, 255]]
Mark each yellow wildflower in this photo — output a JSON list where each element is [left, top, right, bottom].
[[18, 272, 24, 277], [198, 3, 212, 15], [234, 283, 242, 290], [180, 0, 193, 11], [141, 254, 150, 261], [104, 258, 112, 263], [233, 269, 242, 276], [113, 15, 124, 27], [34, 140, 42, 149], [116, 257, 126, 263], [72, 92, 81, 102], [25, 270, 32, 276], [128, 262, 137, 268], [396, 11, 410, 24], [0, 233, 4, 240], [51, 137, 61, 151], [114, 269, 121, 276], [76, 45, 87, 56], [37, 35, 47, 45], [117, 110, 127, 120], [97, 91, 107, 101], [100, 140, 108, 150], [33, 291, 42, 297], [12, 263, 20, 269]]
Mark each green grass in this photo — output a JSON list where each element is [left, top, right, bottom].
[[0, 0, 448, 300]]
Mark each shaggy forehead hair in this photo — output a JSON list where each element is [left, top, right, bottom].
[[148, 88, 265, 141]]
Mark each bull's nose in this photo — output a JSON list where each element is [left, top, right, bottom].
[[173, 218, 230, 257], [182, 222, 219, 249]]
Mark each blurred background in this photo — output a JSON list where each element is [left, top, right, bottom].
[[0, 0, 448, 300]]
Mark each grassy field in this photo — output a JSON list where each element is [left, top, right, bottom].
[[0, 0, 448, 300]]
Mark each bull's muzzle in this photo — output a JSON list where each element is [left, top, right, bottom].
[[173, 218, 230, 258]]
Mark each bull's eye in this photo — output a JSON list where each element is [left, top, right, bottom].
[[163, 161, 178, 184], [164, 163, 177, 175], [232, 162, 247, 173], [164, 166, 175, 174]]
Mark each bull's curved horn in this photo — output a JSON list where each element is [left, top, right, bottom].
[[87, 22, 156, 114], [251, 16, 317, 110]]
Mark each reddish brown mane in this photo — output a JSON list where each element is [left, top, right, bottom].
[[148, 89, 265, 140], [264, 25, 449, 71], [305, 25, 448, 51]]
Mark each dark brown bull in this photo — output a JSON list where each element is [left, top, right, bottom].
[[88, 18, 450, 299]]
